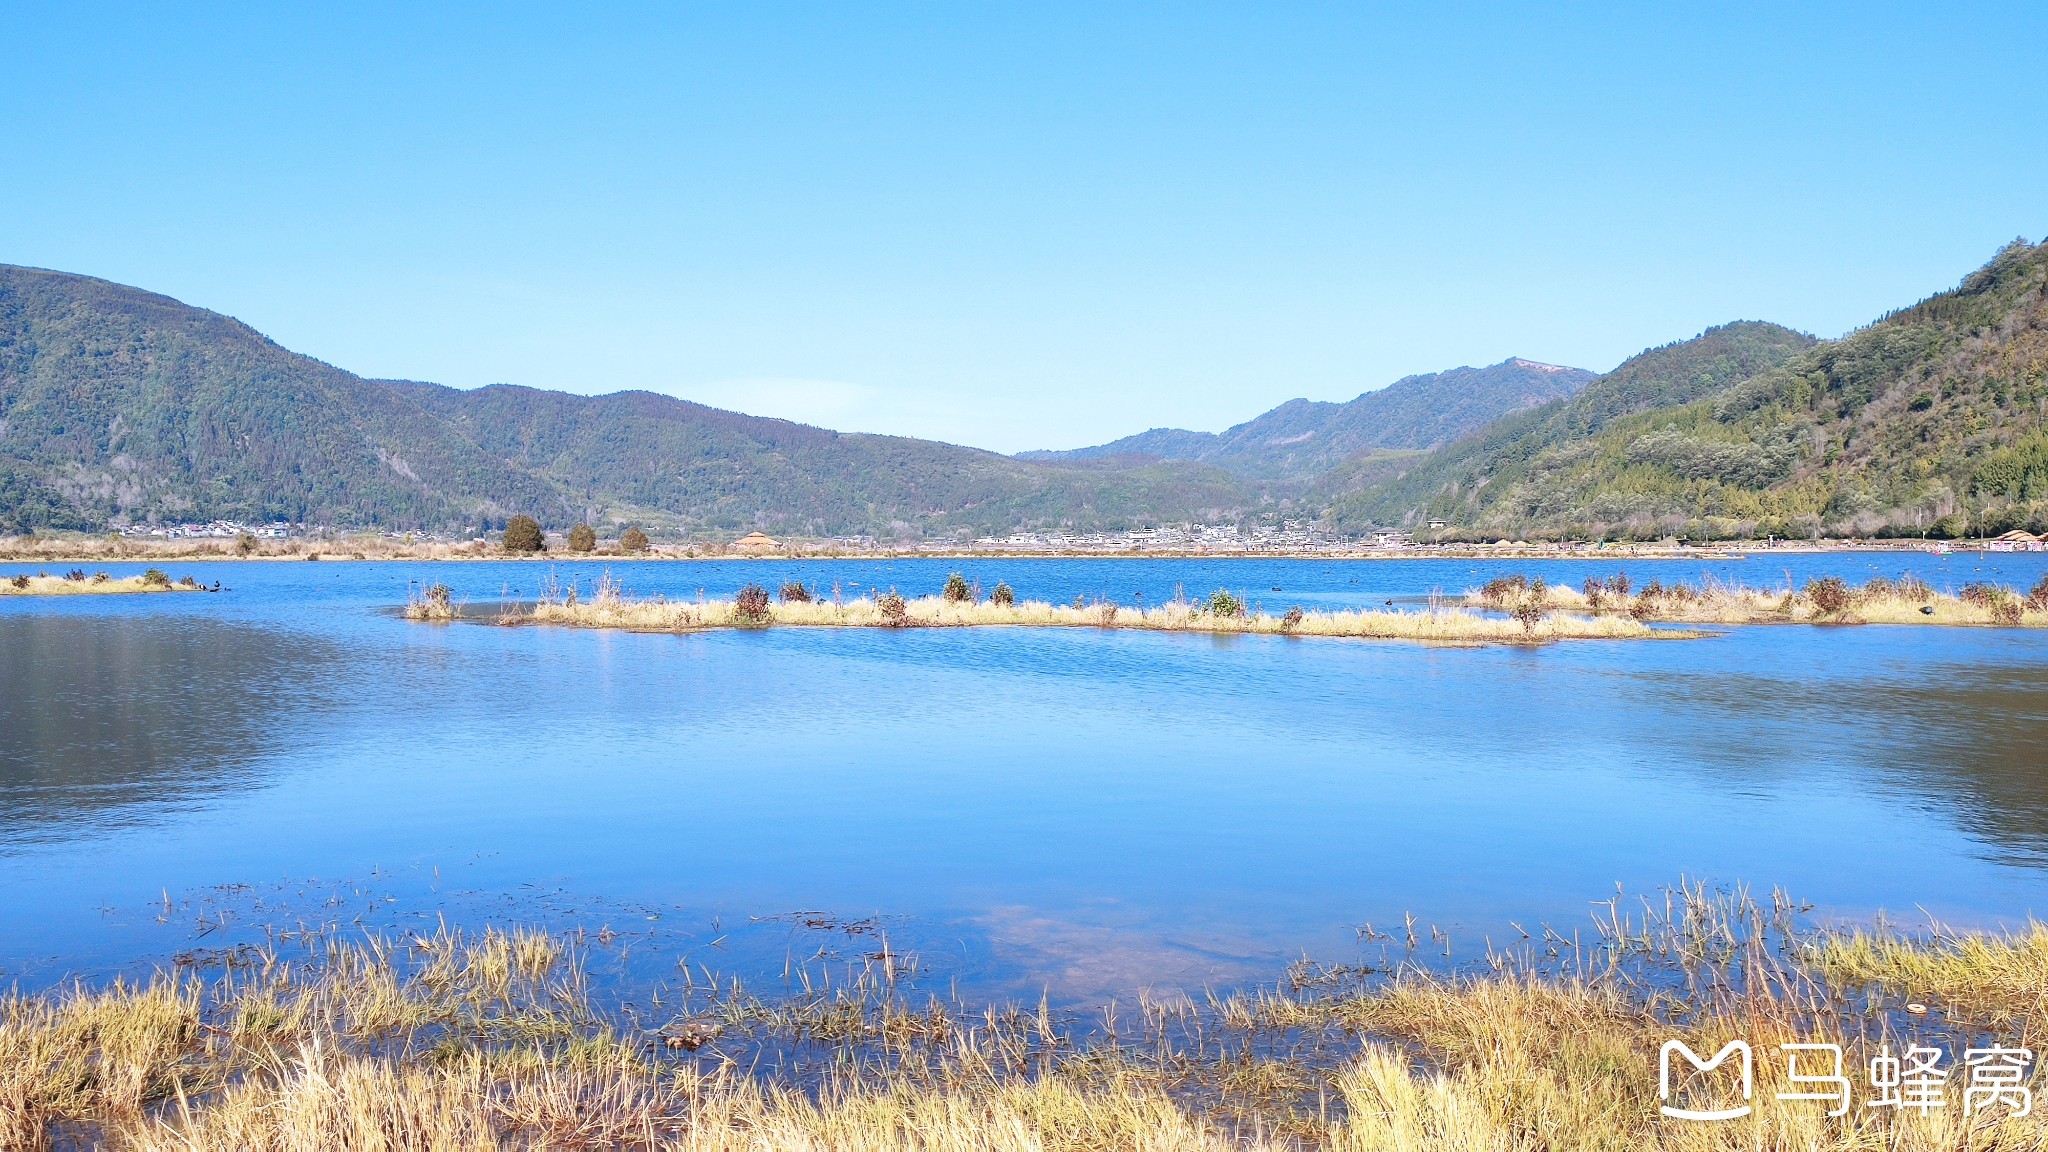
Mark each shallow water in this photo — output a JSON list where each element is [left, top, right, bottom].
[[3, 551, 2047, 1004]]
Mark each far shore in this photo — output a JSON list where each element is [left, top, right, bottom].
[[0, 532, 2017, 566]]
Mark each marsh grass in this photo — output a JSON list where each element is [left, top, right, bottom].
[[7, 888, 2048, 1149], [403, 582, 459, 621], [511, 576, 1672, 646], [1472, 572, 2048, 628], [0, 572, 203, 597]]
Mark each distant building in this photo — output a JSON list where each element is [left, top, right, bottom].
[[1989, 530, 2043, 552], [731, 531, 781, 555]]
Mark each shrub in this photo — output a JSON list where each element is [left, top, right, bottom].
[[2029, 575, 2048, 612], [141, 568, 171, 588], [779, 581, 812, 603], [942, 572, 973, 603], [620, 527, 650, 553], [92, 571, 110, 583], [1607, 572, 1632, 597], [1510, 601, 1546, 632], [1206, 589, 1243, 618], [235, 531, 258, 555], [64, 569, 86, 581], [1958, 582, 2000, 607], [1479, 575, 1529, 608], [733, 583, 772, 625], [1805, 576, 1851, 616], [1096, 602, 1118, 626], [1897, 574, 1933, 602], [567, 524, 597, 552], [876, 590, 909, 626], [990, 582, 1015, 607], [178, 575, 200, 588], [7, 574, 27, 589], [1581, 578, 1605, 611], [1992, 595, 2024, 626], [1281, 606, 1305, 630], [502, 516, 545, 553]]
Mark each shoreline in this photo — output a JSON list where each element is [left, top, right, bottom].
[[4, 887, 2041, 1148], [0, 536, 2009, 565]]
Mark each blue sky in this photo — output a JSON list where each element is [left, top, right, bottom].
[[2, 4, 2043, 453]]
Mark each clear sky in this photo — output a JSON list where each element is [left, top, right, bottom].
[[3, 4, 2043, 454]]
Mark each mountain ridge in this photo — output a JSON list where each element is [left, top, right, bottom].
[[1019, 357, 1594, 481]]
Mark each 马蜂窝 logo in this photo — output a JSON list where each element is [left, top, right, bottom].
[[1660, 1040, 1753, 1120]]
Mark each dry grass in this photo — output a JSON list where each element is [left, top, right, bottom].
[[1470, 572, 2048, 628], [0, 572, 205, 597], [8, 894, 2048, 1149], [515, 577, 1675, 646], [404, 582, 459, 621]]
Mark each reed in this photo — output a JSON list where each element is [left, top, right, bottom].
[[517, 582, 1675, 645], [503, 573, 1671, 647], [402, 582, 458, 621], [1472, 572, 2048, 628], [7, 891, 2047, 1150], [0, 572, 204, 597]]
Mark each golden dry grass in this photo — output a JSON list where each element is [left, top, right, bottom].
[[9, 905, 2048, 1149], [1469, 572, 2048, 628], [517, 580, 1675, 646], [0, 572, 204, 597]]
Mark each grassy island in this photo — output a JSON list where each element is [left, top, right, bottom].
[[1469, 571, 2048, 628], [0, 568, 211, 597], [424, 574, 1677, 645], [3, 887, 2043, 1149]]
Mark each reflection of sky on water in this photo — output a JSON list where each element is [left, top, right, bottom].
[[2, 555, 2046, 1003]]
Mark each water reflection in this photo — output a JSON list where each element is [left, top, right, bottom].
[[0, 616, 334, 844]]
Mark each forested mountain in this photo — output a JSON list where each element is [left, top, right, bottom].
[[0, 266, 1249, 536], [6, 239, 2042, 542], [1335, 239, 2048, 539], [1020, 358, 1593, 480]]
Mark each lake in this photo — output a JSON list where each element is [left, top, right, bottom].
[[4, 550, 2047, 1005]]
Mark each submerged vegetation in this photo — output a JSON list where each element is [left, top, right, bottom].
[[1471, 570, 2048, 627], [501, 572, 1668, 646], [5, 886, 2047, 1149], [0, 569, 207, 596]]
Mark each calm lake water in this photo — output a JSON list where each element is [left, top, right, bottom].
[[4, 551, 2048, 1004]]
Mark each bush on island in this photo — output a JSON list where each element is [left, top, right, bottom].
[[502, 516, 545, 554], [942, 572, 973, 603], [734, 583, 772, 625], [877, 590, 909, 626], [990, 582, 1015, 607]]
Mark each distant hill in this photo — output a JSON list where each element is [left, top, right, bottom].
[[0, 266, 1251, 536], [10, 240, 2040, 543], [1333, 238, 2048, 540], [1019, 358, 1594, 480]]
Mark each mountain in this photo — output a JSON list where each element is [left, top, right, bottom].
[[0, 265, 1251, 537], [1333, 238, 2048, 540], [1019, 358, 1595, 480]]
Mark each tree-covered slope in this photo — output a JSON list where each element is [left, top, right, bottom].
[[0, 266, 1252, 536], [1021, 358, 1593, 480], [1335, 239, 2048, 540]]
